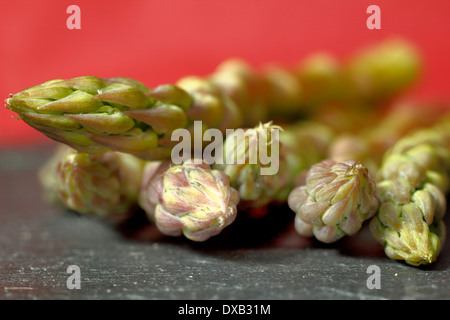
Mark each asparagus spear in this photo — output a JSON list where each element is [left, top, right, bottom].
[[6, 76, 243, 160], [306, 38, 422, 134], [369, 117, 450, 266], [214, 121, 335, 210], [328, 102, 447, 176], [345, 38, 421, 104], [138, 159, 239, 242], [138, 120, 334, 240], [6, 39, 421, 157], [288, 159, 380, 243], [39, 145, 145, 220], [288, 109, 449, 252]]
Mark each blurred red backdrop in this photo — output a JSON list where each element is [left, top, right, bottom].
[[1, 0, 450, 148]]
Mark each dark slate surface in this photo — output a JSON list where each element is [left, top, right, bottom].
[[1, 144, 449, 300]]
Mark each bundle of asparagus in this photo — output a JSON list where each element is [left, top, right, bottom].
[[6, 38, 420, 156], [136, 120, 334, 240], [5, 38, 449, 266]]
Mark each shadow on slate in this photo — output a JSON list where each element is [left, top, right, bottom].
[[113, 194, 450, 270], [115, 203, 300, 251]]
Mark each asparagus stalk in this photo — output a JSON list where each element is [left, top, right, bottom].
[[369, 117, 450, 266], [6, 39, 421, 158], [287, 108, 448, 250], [138, 159, 239, 241], [6, 76, 243, 160], [137, 120, 334, 240], [288, 159, 380, 243], [214, 121, 335, 210], [328, 102, 447, 176], [345, 38, 421, 104], [306, 38, 422, 134], [211, 38, 421, 129], [39, 145, 145, 220]]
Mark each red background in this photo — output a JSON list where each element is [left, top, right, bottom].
[[1, 0, 450, 148]]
